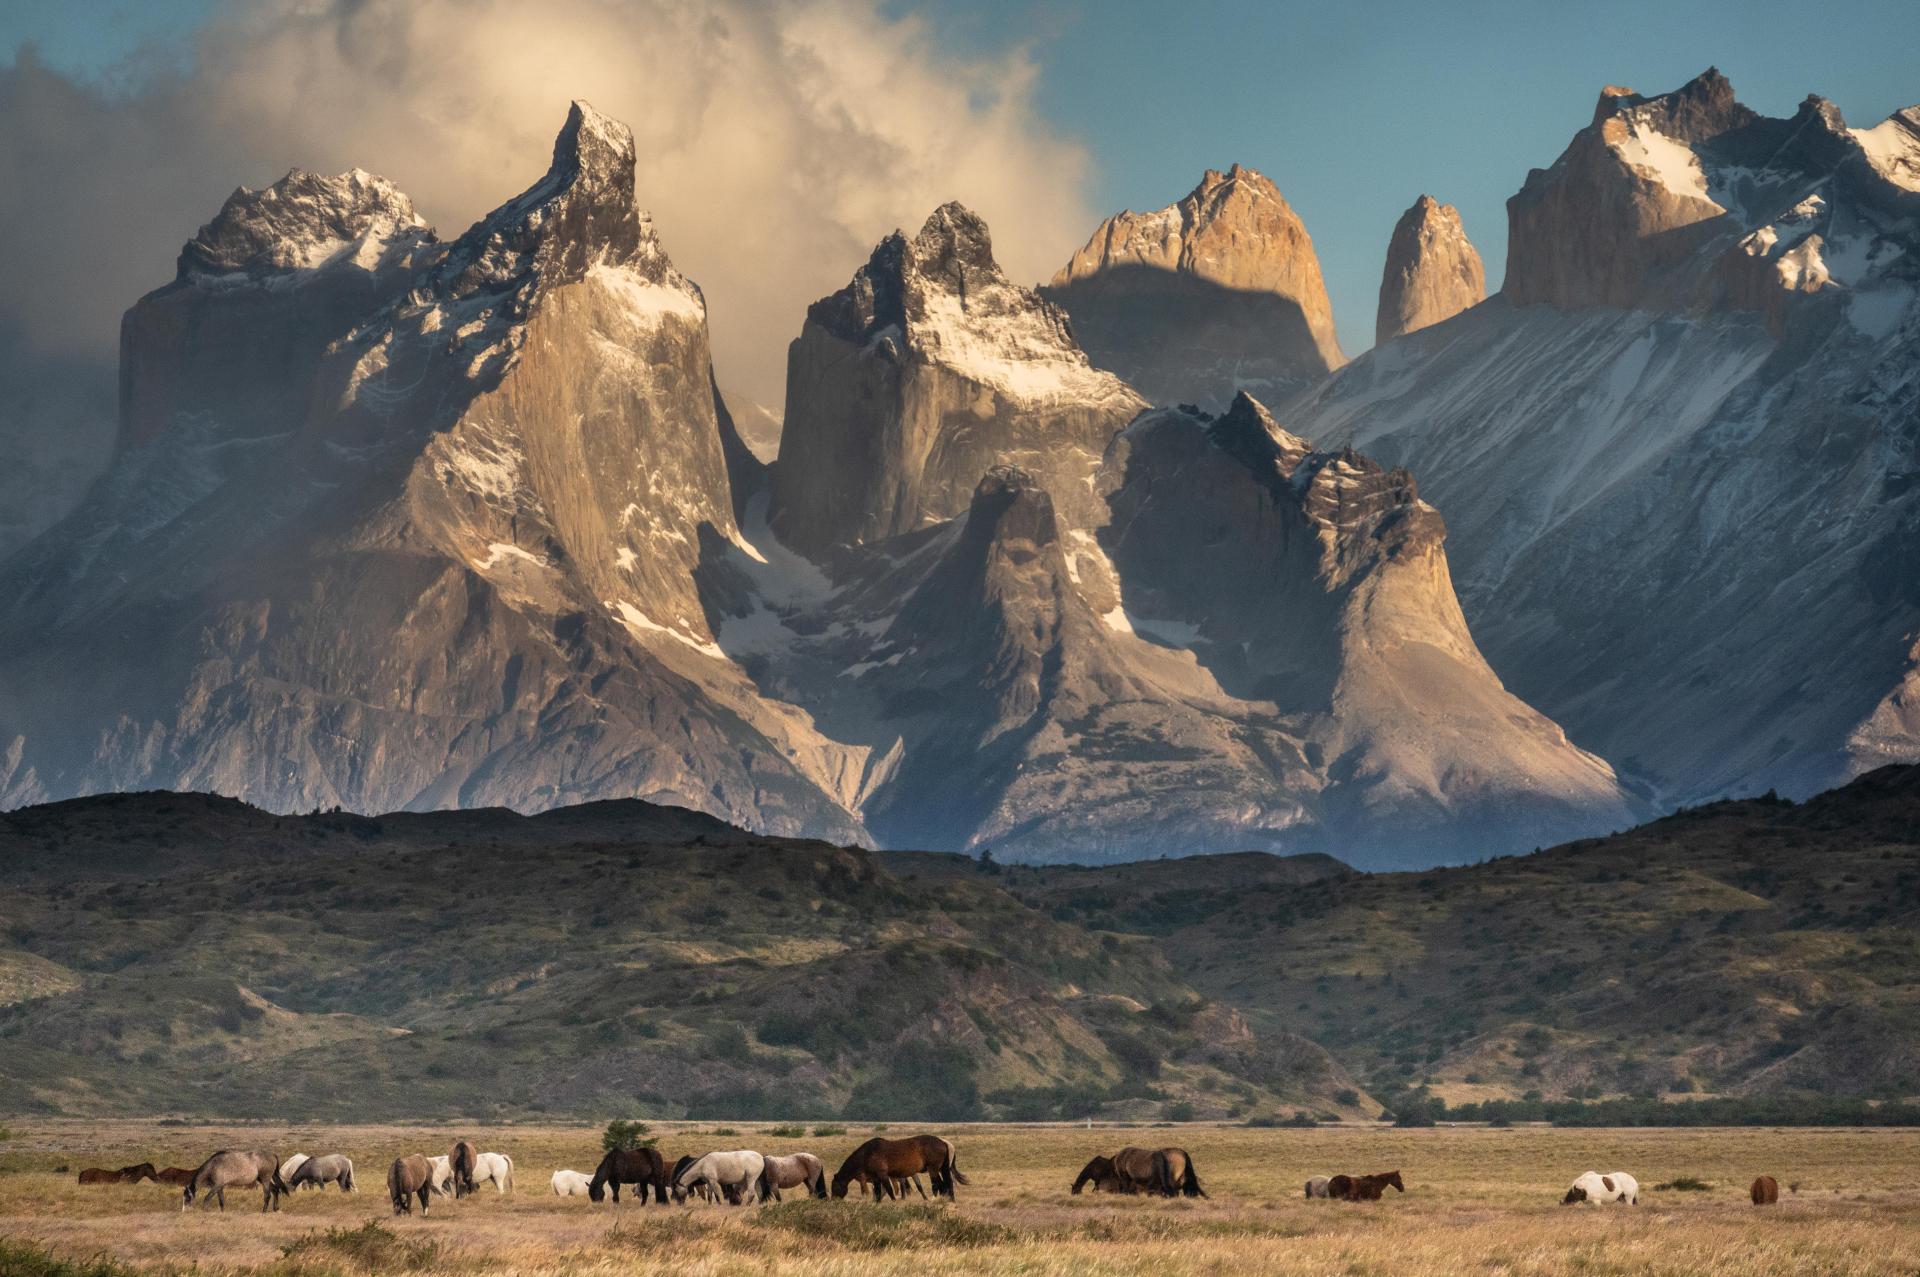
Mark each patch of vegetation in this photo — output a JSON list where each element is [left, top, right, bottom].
[[280, 1223, 439, 1272], [754, 1201, 1013, 1251], [0, 1241, 135, 1277], [1653, 1177, 1714, 1192], [766, 1124, 805, 1138], [812, 1124, 847, 1136]]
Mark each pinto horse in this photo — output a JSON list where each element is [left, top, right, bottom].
[[589, 1146, 668, 1205], [831, 1135, 968, 1201], [77, 1163, 156, 1185]]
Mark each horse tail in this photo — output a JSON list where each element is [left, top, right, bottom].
[[944, 1139, 969, 1186], [1181, 1159, 1206, 1199]]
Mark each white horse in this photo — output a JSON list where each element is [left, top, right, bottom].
[[1305, 1175, 1332, 1199], [1562, 1171, 1639, 1205], [427, 1155, 455, 1197], [551, 1169, 592, 1197], [471, 1152, 515, 1194], [279, 1153, 309, 1187], [287, 1153, 355, 1192], [674, 1151, 767, 1205]]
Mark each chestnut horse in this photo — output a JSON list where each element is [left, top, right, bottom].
[[1752, 1175, 1780, 1205], [831, 1136, 968, 1200], [449, 1140, 480, 1199], [77, 1164, 155, 1185], [154, 1167, 196, 1187], [389, 1155, 435, 1216], [589, 1146, 668, 1205], [1329, 1171, 1404, 1201]]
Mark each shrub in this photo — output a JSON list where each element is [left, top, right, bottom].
[[754, 1201, 1012, 1251], [766, 1124, 805, 1138], [812, 1124, 847, 1137], [602, 1119, 654, 1153], [0, 1240, 136, 1277], [280, 1223, 439, 1272], [1654, 1177, 1713, 1192]]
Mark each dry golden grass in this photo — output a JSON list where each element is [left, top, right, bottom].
[[3, 1120, 1918, 1275]]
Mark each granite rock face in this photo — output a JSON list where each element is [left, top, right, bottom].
[[1376, 195, 1486, 344], [1288, 70, 1920, 804], [0, 103, 870, 838], [768, 202, 1144, 556], [1043, 166, 1343, 408]]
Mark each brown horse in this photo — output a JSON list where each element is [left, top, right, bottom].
[[1329, 1171, 1404, 1201], [154, 1167, 196, 1187], [449, 1140, 479, 1199], [831, 1136, 968, 1200], [1071, 1155, 1128, 1194], [389, 1155, 435, 1216], [183, 1150, 284, 1212], [77, 1163, 156, 1185], [1156, 1148, 1206, 1198], [589, 1147, 668, 1205], [1752, 1175, 1780, 1205]]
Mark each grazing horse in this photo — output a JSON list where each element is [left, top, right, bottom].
[[389, 1155, 435, 1216], [279, 1154, 309, 1188], [426, 1155, 454, 1197], [1562, 1171, 1638, 1205], [1751, 1175, 1780, 1205], [552, 1169, 592, 1197], [589, 1147, 668, 1205], [831, 1136, 968, 1200], [471, 1152, 515, 1194], [78, 1164, 156, 1185], [1305, 1175, 1332, 1199], [1071, 1155, 1127, 1194], [1108, 1147, 1162, 1194], [183, 1150, 284, 1212], [1155, 1148, 1207, 1198], [154, 1168, 196, 1187], [449, 1140, 480, 1199], [759, 1152, 827, 1201], [674, 1150, 768, 1205], [287, 1154, 355, 1192]]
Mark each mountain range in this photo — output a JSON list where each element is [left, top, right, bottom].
[[0, 69, 1913, 866]]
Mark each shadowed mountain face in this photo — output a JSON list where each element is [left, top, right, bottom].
[[1288, 68, 1920, 806], [1043, 166, 1344, 409], [0, 791, 1360, 1122]]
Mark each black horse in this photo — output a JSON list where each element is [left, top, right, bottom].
[[589, 1147, 668, 1205]]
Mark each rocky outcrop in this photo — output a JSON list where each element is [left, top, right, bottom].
[[1376, 195, 1485, 344], [0, 102, 871, 838], [1287, 70, 1920, 803], [769, 203, 1143, 556], [1043, 166, 1343, 408]]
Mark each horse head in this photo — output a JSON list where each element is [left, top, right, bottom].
[[1384, 1170, 1405, 1193], [1561, 1184, 1588, 1205]]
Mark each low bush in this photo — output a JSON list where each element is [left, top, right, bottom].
[[0, 1241, 135, 1277], [280, 1223, 439, 1272]]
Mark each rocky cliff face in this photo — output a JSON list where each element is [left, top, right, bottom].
[[1043, 166, 1343, 409], [1287, 70, 1920, 803], [0, 103, 869, 838], [1376, 195, 1485, 344], [768, 203, 1144, 556]]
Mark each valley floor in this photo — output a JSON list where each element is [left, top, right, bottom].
[[2, 1120, 1916, 1275]]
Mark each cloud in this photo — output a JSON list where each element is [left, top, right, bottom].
[[0, 0, 1095, 430]]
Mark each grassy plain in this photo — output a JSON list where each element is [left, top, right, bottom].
[[2, 1120, 1917, 1275]]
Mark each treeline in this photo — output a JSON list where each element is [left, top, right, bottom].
[[1398, 1094, 1920, 1127]]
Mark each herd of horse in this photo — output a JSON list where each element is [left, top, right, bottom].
[[73, 1140, 1789, 1214]]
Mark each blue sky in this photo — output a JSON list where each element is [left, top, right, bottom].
[[8, 0, 1917, 354]]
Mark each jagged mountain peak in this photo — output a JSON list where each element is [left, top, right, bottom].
[[1377, 193, 1486, 344], [1204, 390, 1314, 481], [910, 200, 998, 276], [1591, 66, 1752, 142], [177, 167, 430, 278]]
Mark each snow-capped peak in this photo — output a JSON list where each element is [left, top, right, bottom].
[[178, 168, 430, 278]]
